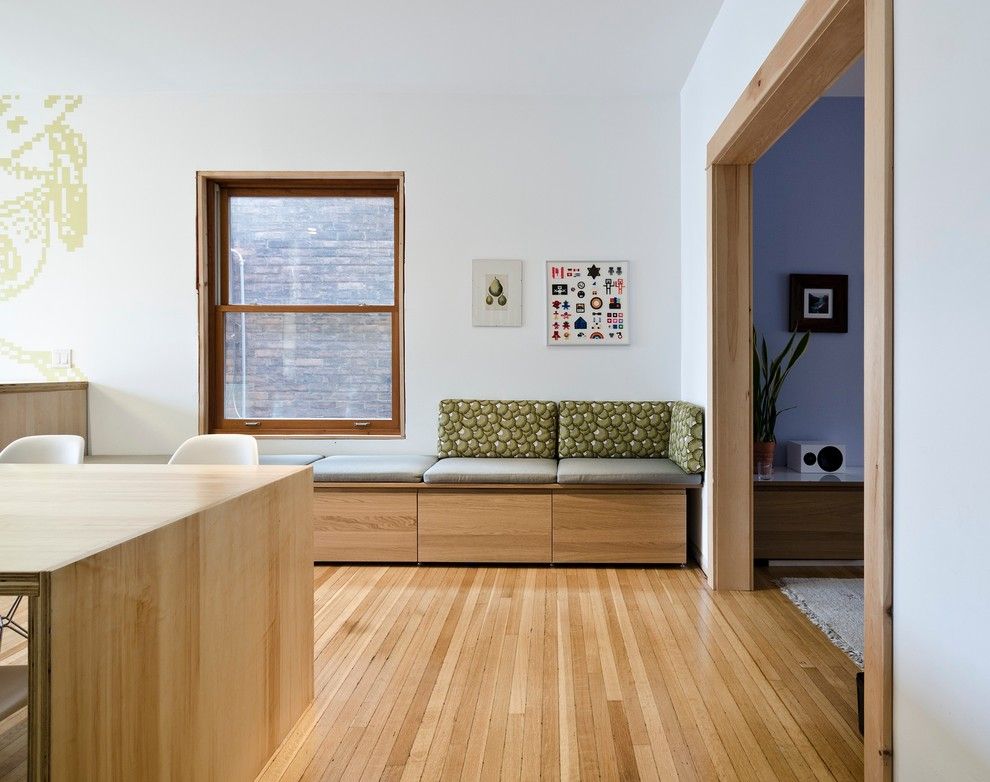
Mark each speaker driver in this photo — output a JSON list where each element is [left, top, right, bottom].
[[817, 445, 844, 472], [803, 451, 817, 466]]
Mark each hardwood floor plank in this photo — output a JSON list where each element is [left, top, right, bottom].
[[0, 564, 864, 782], [620, 569, 730, 781], [604, 570, 681, 780], [659, 569, 822, 781], [399, 569, 487, 781]]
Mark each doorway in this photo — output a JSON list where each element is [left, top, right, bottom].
[[705, 0, 892, 779]]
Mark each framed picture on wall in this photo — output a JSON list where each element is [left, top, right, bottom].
[[472, 259, 523, 326], [546, 261, 629, 345], [789, 274, 848, 333]]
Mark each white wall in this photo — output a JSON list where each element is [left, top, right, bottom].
[[0, 93, 681, 455], [894, 1, 990, 778], [679, 0, 804, 570]]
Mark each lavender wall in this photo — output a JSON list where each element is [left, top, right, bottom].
[[753, 97, 864, 466]]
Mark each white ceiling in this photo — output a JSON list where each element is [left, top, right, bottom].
[[1, 0, 723, 96]]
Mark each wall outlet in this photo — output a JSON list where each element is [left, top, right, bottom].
[[51, 349, 73, 368]]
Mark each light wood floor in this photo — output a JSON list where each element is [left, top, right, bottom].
[[0, 565, 863, 781]]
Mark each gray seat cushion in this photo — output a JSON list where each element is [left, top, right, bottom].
[[423, 457, 558, 484], [312, 455, 437, 483], [556, 458, 702, 485], [259, 454, 324, 466]]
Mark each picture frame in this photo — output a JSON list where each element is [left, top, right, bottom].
[[789, 274, 848, 333], [472, 259, 523, 327], [546, 261, 629, 346]]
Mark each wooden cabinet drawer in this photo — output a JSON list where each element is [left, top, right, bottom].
[[314, 489, 418, 562], [552, 490, 686, 564], [418, 491, 552, 562]]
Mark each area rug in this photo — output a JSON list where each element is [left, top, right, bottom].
[[775, 577, 864, 668]]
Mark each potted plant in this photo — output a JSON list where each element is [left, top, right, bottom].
[[753, 328, 810, 479]]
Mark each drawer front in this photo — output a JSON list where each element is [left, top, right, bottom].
[[553, 490, 687, 564], [314, 490, 418, 562], [754, 488, 864, 559], [418, 491, 552, 562]]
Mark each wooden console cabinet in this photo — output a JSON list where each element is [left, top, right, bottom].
[[754, 469, 864, 560]]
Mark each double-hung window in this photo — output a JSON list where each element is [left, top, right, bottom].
[[199, 173, 404, 436]]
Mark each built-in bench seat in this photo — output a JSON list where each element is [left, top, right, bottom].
[[312, 399, 705, 566]]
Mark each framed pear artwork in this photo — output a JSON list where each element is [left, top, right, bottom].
[[472, 259, 523, 326]]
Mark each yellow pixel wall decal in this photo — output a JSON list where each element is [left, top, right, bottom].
[[0, 94, 87, 380]]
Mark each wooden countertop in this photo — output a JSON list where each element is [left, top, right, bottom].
[[0, 463, 305, 573], [0, 381, 88, 394]]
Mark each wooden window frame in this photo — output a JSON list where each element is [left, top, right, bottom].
[[196, 171, 405, 438]]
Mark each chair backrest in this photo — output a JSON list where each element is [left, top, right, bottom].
[[0, 435, 85, 464], [168, 434, 259, 465]]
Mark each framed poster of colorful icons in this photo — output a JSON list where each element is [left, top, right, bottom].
[[546, 261, 629, 345]]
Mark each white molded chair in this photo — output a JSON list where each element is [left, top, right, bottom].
[[168, 434, 259, 465], [0, 434, 85, 465]]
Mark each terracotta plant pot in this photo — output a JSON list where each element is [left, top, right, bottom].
[[753, 441, 775, 478]]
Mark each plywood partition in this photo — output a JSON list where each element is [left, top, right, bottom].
[[0, 465, 314, 781], [46, 470, 314, 780]]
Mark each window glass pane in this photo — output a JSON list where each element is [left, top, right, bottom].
[[223, 312, 392, 420], [228, 196, 394, 305]]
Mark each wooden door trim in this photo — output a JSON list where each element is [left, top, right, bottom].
[[705, 0, 892, 776], [862, 0, 894, 776], [708, 163, 754, 591]]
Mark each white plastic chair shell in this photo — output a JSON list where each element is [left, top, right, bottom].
[[168, 434, 259, 465], [0, 434, 85, 464]]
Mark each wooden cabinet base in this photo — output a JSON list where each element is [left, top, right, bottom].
[[314, 489, 418, 562], [418, 490, 552, 562], [553, 490, 687, 564], [312, 484, 695, 565], [754, 486, 864, 559]]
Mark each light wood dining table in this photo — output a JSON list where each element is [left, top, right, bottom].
[[0, 464, 313, 781]]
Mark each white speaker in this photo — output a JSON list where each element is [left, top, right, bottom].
[[786, 441, 846, 473]]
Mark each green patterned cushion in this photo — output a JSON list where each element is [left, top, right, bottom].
[[437, 400, 558, 458], [668, 402, 705, 474], [557, 401, 673, 458]]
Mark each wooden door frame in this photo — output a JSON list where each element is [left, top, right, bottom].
[[705, 0, 893, 777]]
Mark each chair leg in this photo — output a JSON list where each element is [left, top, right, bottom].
[[0, 596, 27, 647]]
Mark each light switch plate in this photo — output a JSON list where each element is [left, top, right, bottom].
[[51, 349, 73, 368]]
